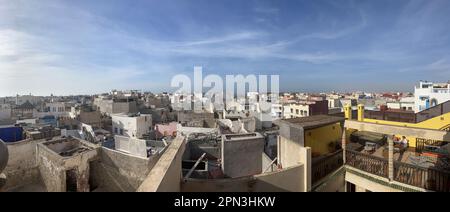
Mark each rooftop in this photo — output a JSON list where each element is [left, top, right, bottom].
[[42, 137, 95, 157], [277, 115, 345, 130], [223, 132, 263, 141]]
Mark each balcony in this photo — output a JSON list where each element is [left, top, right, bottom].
[[346, 149, 388, 178], [345, 137, 450, 192], [312, 149, 344, 185]]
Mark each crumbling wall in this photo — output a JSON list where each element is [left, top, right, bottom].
[[37, 140, 98, 192], [3, 139, 44, 190], [37, 144, 66, 192], [90, 147, 158, 191]]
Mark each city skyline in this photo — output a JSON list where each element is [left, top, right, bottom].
[[1, 0, 450, 96]]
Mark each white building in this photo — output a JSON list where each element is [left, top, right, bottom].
[[414, 81, 450, 112], [283, 103, 310, 119], [34, 102, 70, 118], [387, 97, 415, 111], [326, 94, 343, 110], [112, 113, 152, 139], [15, 95, 39, 106], [270, 103, 283, 120], [0, 104, 11, 120]]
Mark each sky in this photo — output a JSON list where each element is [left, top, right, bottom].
[[1, 0, 450, 96]]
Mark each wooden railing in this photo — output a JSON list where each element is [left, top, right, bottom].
[[415, 138, 446, 153], [312, 149, 343, 184], [394, 161, 450, 192], [345, 149, 389, 178]]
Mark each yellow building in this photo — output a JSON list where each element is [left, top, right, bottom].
[[341, 104, 450, 192], [276, 115, 345, 157], [344, 104, 450, 148]]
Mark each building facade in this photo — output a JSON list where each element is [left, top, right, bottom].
[[112, 114, 152, 139], [415, 81, 450, 112]]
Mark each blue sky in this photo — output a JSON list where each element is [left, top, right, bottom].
[[1, 0, 450, 96]]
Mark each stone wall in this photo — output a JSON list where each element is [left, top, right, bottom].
[[37, 140, 98, 192], [3, 139, 44, 190], [37, 144, 66, 192]]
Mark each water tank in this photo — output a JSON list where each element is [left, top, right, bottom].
[[0, 140, 8, 173]]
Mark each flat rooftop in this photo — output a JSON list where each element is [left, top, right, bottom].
[[224, 133, 263, 141], [277, 115, 345, 130], [42, 137, 94, 157]]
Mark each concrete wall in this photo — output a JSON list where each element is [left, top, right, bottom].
[[137, 136, 186, 192], [345, 169, 402, 192], [312, 168, 346, 192], [277, 123, 305, 168], [114, 135, 147, 158], [305, 123, 342, 156], [187, 142, 220, 160], [0, 107, 11, 120], [79, 111, 102, 128], [181, 164, 305, 192], [155, 122, 178, 138], [112, 101, 138, 114], [221, 133, 265, 178], [345, 120, 450, 142], [262, 152, 276, 173], [3, 139, 43, 190], [90, 147, 159, 191], [112, 114, 152, 139]]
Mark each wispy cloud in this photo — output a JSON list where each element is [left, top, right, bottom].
[[254, 7, 279, 15], [1, 0, 450, 95]]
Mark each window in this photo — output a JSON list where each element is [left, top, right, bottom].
[[296, 109, 299, 114], [290, 108, 293, 113], [120, 129, 124, 135], [114, 127, 118, 134]]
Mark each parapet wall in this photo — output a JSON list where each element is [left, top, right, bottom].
[[137, 136, 186, 192], [90, 147, 160, 191], [3, 139, 43, 190], [181, 164, 305, 192]]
